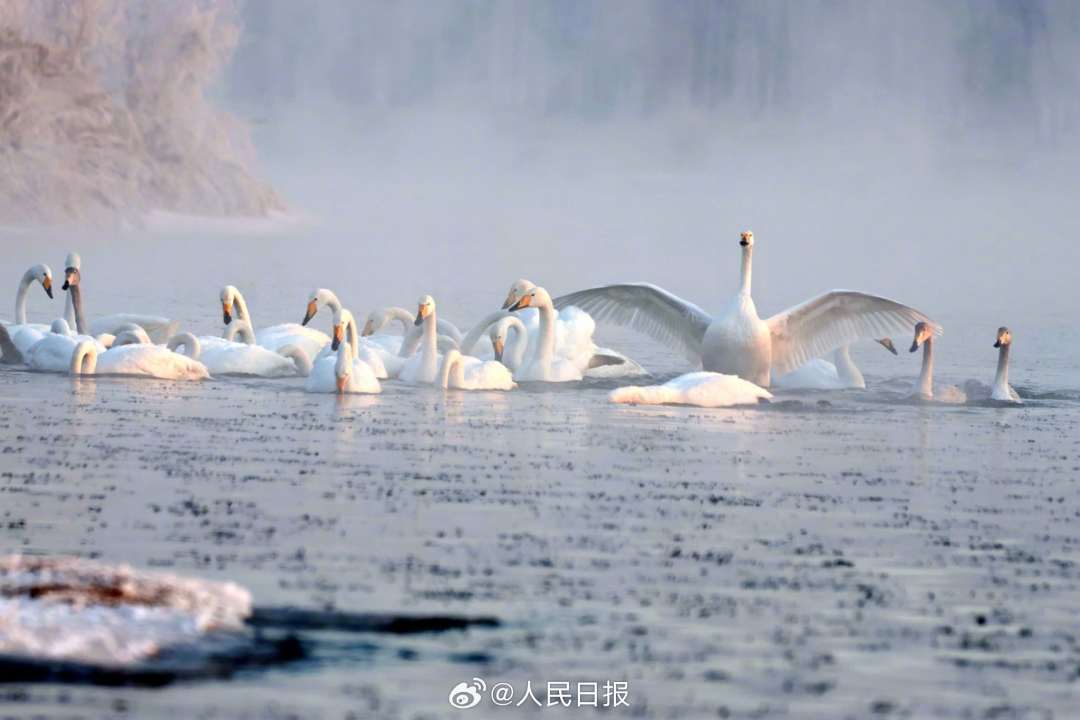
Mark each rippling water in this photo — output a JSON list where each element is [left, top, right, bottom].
[[1, 229, 1078, 718]]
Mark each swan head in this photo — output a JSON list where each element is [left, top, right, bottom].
[[303, 299, 318, 326], [876, 338, 898, 355], [61, 253, 81, 291], [220, 286, 239, 324], [993, 327, 1012, 349], [506, 286, 551, 312], [739, 231, 754, 248], [302, 288, 333, 326], [414, 295, 435, 326], [909, 322, 934, 352], [501, 279, 536, 310], [361, 309, 388, 337], [29, 264, 54, 299]]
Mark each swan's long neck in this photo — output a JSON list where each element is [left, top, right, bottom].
[[70, 340, 98, 375], [167, 332, 201, 360], [993, 343, 1011, 395], [14, 270, 34, 325], [419, 309, 439, 378], [224, 320, 256, 345], [832, 345, 865, 389], [460, 310, 511, 356], [64, 287, 76, 329], [342, 312, 359, 356], [438, 349, 463, 389], [739, 245, 753, 296], [916, 338, 934, 397], [385, 307, 415, 334], [232, 290, 253, 327], [505, 317, 529, 370], [277, 344, 311, 376], [68, 284, 88, 335]]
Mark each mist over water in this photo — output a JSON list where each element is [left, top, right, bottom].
[[207, 1, 1080, 327]]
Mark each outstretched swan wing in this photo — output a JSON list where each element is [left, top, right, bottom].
[[554, 283, 712, 363], [766, 290, 939, 376]]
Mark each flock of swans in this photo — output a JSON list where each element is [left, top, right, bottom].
[[0, 235, 1021, 407]]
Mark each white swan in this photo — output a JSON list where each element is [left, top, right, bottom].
[[179, 317, 310, 378], [26, 319, 107, 373], [773, 339, 898, 390], [489, 316, 529, 370], [989, 327, 1021, 403], [554, 231, 938, 387], [610, 372, 772, 408], [399, 296, 444, 385], [222, 285, 330, 360], [70, 332, 209, 380], [61, 253, 179, 342], [908, 322, 966, 403], [499, 279, 646, 377], [315, 307, 390, 379], [438, 349, 515, 390], [6, 263, 55, 357], [505, 287, 584, 382], [305, 336, 381, 395]]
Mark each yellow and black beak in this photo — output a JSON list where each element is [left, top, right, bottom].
[[877, 338, 898, 355], [61, 268, 77, 292], [414, 305, 428, 326], [909, 337, 920, 353], [993, 339, 1002, 349], [222, 302, 233, 325], [332, 324, 344, 351], [43, 275, 53, 299], [507, 295, 531, 312], [493, 337, 505, 362], [302, 300, 318, 326], [500, 291, 518, 310]]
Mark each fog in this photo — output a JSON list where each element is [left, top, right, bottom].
[[7, 1, 1080, 330]]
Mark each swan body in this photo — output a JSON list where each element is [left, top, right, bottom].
[[313, 307, 389, 379], [773, 339, 898, 390], [70, 333, 209, 380], [305, 338, 380, 394], [554, 232, 938, 387], [497, 279, 646, 377], [222, 285, 330, 360], [399, 296, 444, 385], [439, 349, 515, 390], [506, 287, 584, 382], [610, 371, 772, 408], [26, 320, 106, 373], [191, 333, 308, 377], [908, 322, 966, 403], [7, 264, 55, 357], [60, 254, 177, 342]]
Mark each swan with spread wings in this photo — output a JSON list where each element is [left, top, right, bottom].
[[554, 231, 939, 387]]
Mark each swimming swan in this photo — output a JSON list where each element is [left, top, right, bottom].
[[554, 231, 938, 387], [7, 263, 54, 357], [26, 319, 108, 373], [909, 322, 966, 403], [438, 349, 515, 390], [70, 332, 209, 380], [305, 337, 381, 395], [610, 372, 772, 408], [359, 305, 466, 359], [61, 253, 179, 342], [505, 287, 585, 382], [773, 339, 898, 390], [222, 285, 329, 360], [399, 296, 445, 385], [319, 307, 390, 379], [989, 327, 1021, 403]]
